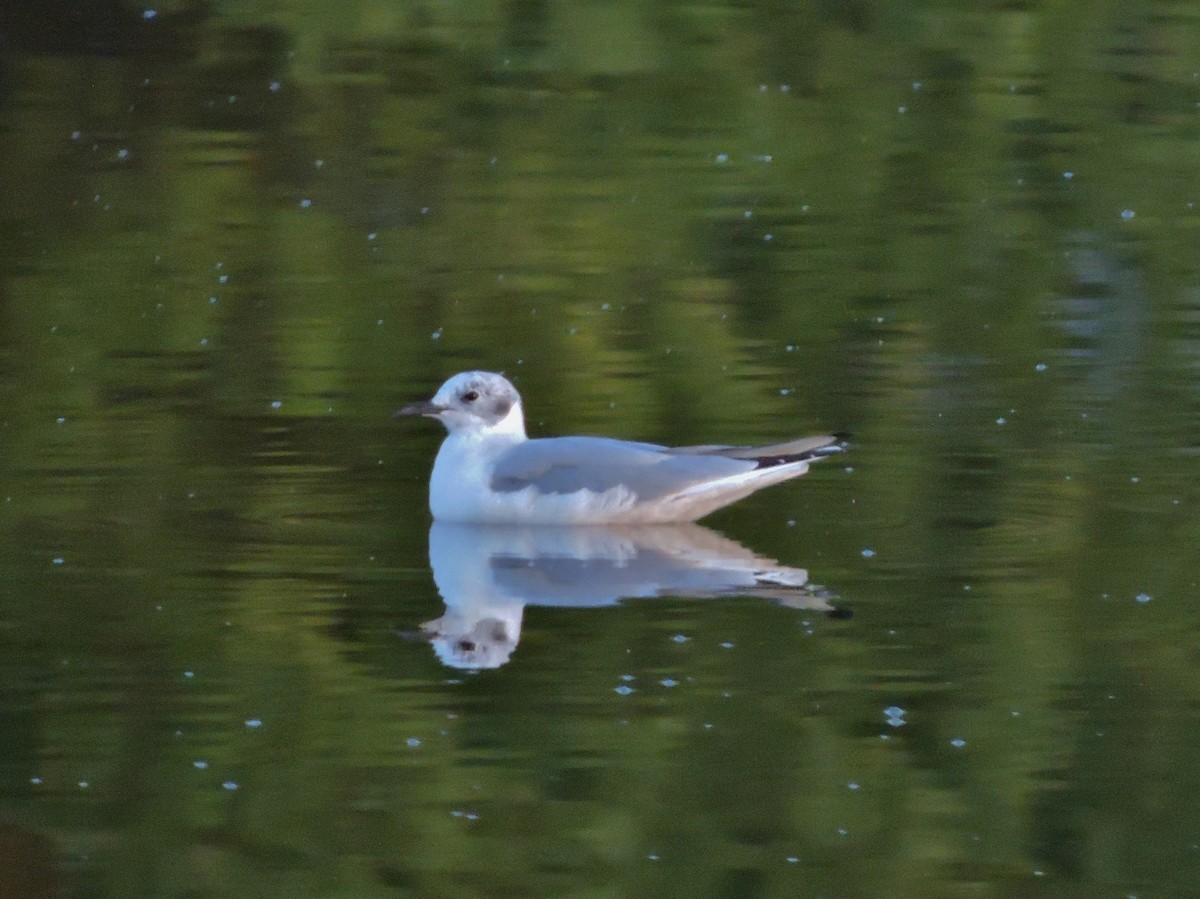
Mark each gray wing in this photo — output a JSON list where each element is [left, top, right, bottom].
[[490, 436, 756, 500], [668, 434, 843, 461]]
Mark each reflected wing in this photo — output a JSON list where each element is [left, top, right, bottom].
[[490, 436, 756, 500]]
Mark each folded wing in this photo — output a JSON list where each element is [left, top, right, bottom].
[[490, 434, 842, 501]]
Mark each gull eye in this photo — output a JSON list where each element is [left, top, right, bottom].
[[461, 390, 479, 403]]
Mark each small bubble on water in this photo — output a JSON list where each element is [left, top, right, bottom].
[[1135, 593, 1152, 604], [861, 548, 875, 558], [614, 685, 635, 696], [270, 400, 282, 409], [1120, 208, 1135, 220], [950, 738, 967, 748], [222, 781, 238, 791], [672, 634, 690, 643]]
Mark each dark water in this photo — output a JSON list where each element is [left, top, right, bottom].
[[1, 2, 1199, 896]]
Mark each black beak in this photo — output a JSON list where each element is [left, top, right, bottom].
[[395, 400, 444, 418]]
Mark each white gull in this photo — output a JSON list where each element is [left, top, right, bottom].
[[398, 370, 843, 525]]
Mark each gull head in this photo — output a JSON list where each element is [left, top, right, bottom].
[[397, 370, 526, 437]]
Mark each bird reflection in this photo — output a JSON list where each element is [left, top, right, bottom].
[[419, 522, 843, 670]]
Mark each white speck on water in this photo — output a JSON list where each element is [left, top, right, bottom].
[[52, 557, 64, 565], [672, 634, 690, 643], [912, 81, 922, 91], [299, 198, 312, 208], [715, 152, 728, 164], [269, 80, 281, 92], [218, 274, 228, 284], [848, 782, 860, 791], [222, 781, 238, 791], [142, 8, 157, 20], [647, 852, 660, 861], [620, 674, 635, 682], [1121, 209, 1135, 220], [208, 296, 217, 304], [1130, 476, 1140, 483], [270, 400, 282, 409], [244, 718, 262, 729], [950, 738, 967, 748], [314, 159, 324, 169], [420, 206, 429, 214], [719, 642, 734, 649], [70, 130, 81, 140], [786, 519, 796, 527], [367, 232, 377, 241], [884, 706, 906, 726], [780, 84, 790, 93], [30, 777, 42, 785], [660, 678, 679, 688], [1035, 362, 1047, 371], [898, 105, 908, 114], [614, 685, 634, 696], [744, 209, 753, 218], [780, 388, 790, 396], [996, 417, 1006, 425], [763, 233, 774, 242], [199, 338, 208, 347], [56, 417, 65, 424], [183, 671, 194, 679], [431, 328, 442, 340], [861, 548, 875, 558], [406, 737, 421, 748], [78, 781, 89, 789], [1064, 171, 1074, 179], [1135, 593, 1152, 604], [193, 760, 208, 770], [117, 148, 129, 160], [786, 855, 799, 863]]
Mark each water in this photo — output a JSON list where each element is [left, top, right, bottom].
[[1, 2, 1199, 896]]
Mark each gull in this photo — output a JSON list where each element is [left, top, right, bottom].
[[398, 370, 843, 525]]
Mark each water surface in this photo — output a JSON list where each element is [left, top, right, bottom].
[[1, 2, 1198, 896]]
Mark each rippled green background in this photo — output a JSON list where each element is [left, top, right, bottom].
[[2, 1, 1199, 896]]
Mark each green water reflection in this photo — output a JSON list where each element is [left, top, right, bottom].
[[1, 1, 1198, 896]]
